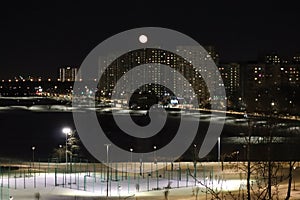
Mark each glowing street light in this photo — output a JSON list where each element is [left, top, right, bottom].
[[130, 148, 133, 170], [130, 148, 133, 161], [218, 137, 221, 162], [153, 145, 157, 164], [59, 145, 63, 162], [32, 146, 36, 168], [62, 127, 71, 172], [193, 144, 197, 163], [104, 144, 111, 197], [236, 150, 240, 171], [293, 166, 297, 190]]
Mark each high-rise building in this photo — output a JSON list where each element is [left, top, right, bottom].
[[244, 61, 299, 114], [59, 67, 78, 82], [204, 45, 220, 65], [218, 63, 240, 98], [176, 46, 219, 104], [265, 52, 281, 64], [98, 47, 215, 106], [292, 54, 300, 64]]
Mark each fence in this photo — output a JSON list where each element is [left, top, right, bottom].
[[0, 159, 221, 197], [0, 186, 9, 200]]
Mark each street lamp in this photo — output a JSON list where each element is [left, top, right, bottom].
[[130, 148, 133, 170], [153, 145, 157, 164], [193, 144, 197, 186], [193, 144, 197, 162], [244, 112, 254, 200], [59, 145, 63, 162], [236, 150, 240, 171], [32, 146, 36, 168], [104, 144, 111, 198], [293, 166, 296, 191], [218, 137, 221, 162], [62, 127, 71, 172]]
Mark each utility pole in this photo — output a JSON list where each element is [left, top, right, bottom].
[[268, 122, 273, 200], [104, 144, 111, 198], [246, 113, 252, 200]]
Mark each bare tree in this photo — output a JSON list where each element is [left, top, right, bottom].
[[285, 161, 296, 200], [250, 161, 282, 200], [188, 168, 222, 199], [285, 125, 299, 200]]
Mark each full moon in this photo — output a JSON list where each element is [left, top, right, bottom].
[[139, 34, 148, 43]]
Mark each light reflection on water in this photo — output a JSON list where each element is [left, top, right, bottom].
[[0, 104, 299, 161]]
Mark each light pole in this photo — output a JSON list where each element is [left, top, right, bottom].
[[62, 127, 71, 173], [153, 145, 157, 164], [193, 144, 197, 186], [218, 137, 221, 162], [244, 112, 252, 200], [104, 144, 111, 198], [59, 145, 63, 162], [130, 148, 133, 170], [153, 145, 158, 189], [236, 151, 239, 171], [293, 166, 296, 191], [32, 146, 35, 168], [193, 144, 197, 162]]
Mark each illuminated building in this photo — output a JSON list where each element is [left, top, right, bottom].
[[265, 52, 281, 64], [59, 67, 78, 82], [204, 45, 220, 65], [292, 54, 300, 64], [244, 61, 300, 114], [98, 47, 214, 106]]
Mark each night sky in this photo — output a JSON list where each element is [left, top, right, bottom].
[[1, 1, 299, 79]]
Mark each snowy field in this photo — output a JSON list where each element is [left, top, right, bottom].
[[0, 162, 245, 199]]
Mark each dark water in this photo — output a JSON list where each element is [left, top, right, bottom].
[[0, 110, 75, 161], [0, 106, 300, 162]]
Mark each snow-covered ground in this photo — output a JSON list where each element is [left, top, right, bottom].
[[1, 162, 300, 199], [0, 162, 244, 200]]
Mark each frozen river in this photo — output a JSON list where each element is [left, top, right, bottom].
[[0, 97, 300, 161]]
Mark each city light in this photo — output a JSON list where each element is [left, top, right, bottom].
[[62, 127, 71, 172], [1, 2, 300, 199]]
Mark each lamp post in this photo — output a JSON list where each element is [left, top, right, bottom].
[[153, 145, 157, 164], [130, 148, 133, 170], [59, 145, 63, 162], [62, 127, 71, 173], [244, 112, 252, 200], [193, 144, 197, 162], [293, 166, 296, 191], [236, 151, 239, 171], [218, 137, 221, 162], [32, 146, 36, 168], [104, 144, 111, 198], [193, 144, 197, 185]]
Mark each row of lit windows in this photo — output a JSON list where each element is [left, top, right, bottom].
[[1, 78, 59, 82]]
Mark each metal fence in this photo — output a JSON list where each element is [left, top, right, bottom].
[[0, 159, 219, 198]]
